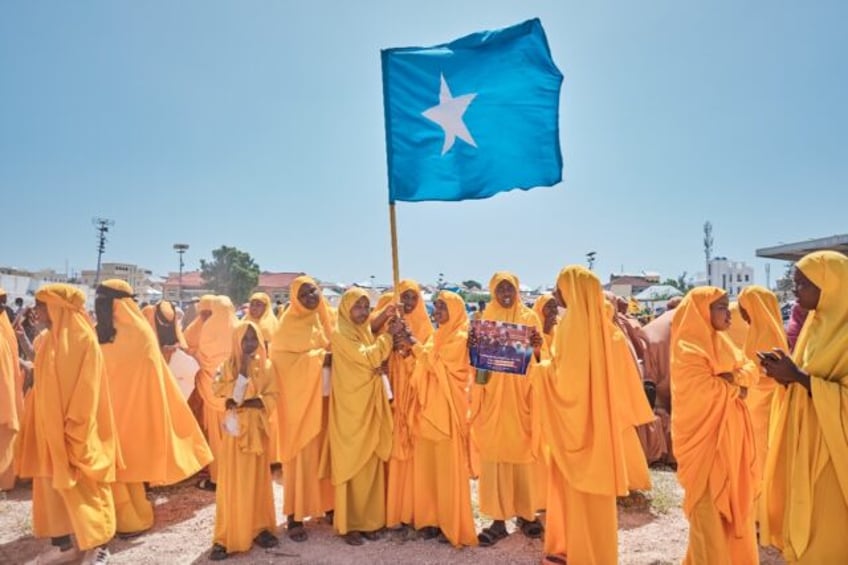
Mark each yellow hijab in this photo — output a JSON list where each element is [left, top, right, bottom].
[[762, 252, 848, 557], [327, 287, 393, 484], [397, 279, 433, 342], [738, 285, 788, 362], [143, 301, 188, 350], [244, 292, 278, 345], [271, 275, 332, 462], [532, 293, 557, 349], [17, 284, 119, 489], [726, 301, 749, 350], [184, 294, 235, 371], [671, 287, 756, 533], [545, 265, 628, 496]]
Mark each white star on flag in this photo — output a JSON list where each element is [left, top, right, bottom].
[[422, 74, 477, 155]]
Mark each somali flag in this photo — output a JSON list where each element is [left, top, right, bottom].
[[381, 18, 563, 203]]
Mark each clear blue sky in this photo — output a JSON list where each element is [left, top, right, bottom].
[[2, 1, 846, 289]]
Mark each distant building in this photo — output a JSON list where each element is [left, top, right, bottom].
[[254, 272, 305, 304], [704, 257, 754, 298], [80, 262, 153, 290], [606, 273, 661, 297], [161, 271, 209, 303]]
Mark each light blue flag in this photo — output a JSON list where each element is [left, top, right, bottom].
[[382, 18, 563, 203]]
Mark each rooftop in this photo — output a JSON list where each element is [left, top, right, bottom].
[[756, 234, 848, 261]]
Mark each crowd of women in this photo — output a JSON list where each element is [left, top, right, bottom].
[[0, 249, 845, 565]]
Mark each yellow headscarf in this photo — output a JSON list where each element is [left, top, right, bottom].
[[670, 287, 756, 534], [738, 285, 788, 362], [545, 265, 628, 496], [216, 321, 275, 454], [143, 301, 188, 350], [16, 284, 119, 489], [244, 292, 278, 345], [184, 294, 235, 371], [327, 287, 393, 484], [726, 301, 749, 350], [532, 293, 557, 349], [397, 279, 433, 343], [271, 275, 332, 462], [762, 252, 848, 557]]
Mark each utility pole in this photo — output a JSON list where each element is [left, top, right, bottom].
[[173, 243, 190, 305], [586, 251, 597, 271], [93, 217, 114, 286], [703, 221, 714, 285]]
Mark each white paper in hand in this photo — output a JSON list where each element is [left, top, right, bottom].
[[168, 349, 200, 400], [223, 411, 239, 437], [322, 367, 332, 397], [381, 372, 393, 401]]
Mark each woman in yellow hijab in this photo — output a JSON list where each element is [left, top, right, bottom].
[[16, 284, 118, 563], [184, 294, 236, 489], [385, 279, 433, 531], [0, 311, 20, 492], [270, 275, 335, 541], [760, 251, 848, 563], [409, 290, 477, 547], [326, 287, 395, 546], [532, 293, 559, 351], [210, 321, 279, 560], [540, 266, 632, 565], [471, 271, 547, 546], [736, 286, 787, 494], [95, 280, 213, 536], [244, 292, 277, 348], [671, 287, 758, 564]]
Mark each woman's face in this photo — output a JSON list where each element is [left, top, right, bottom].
[[349, 296, 371, 325], [400, 289, 419, 314], [739, 305, 751, 325], [543, 298, 559, 325], [248, 299, 266, 319], [297, 283, 321, 311], [241, 325, 260, 356], [34, 300, 51, 328], [495, 280, 516, 308], [433, 299, 450, 326], [793, 267, 821, 311], [709, 295, 731, 331], [553, 287, 566, 308]]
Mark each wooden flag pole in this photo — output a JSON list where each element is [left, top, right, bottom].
[[389, 202, 401, 293]]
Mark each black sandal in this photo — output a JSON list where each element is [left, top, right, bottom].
[[477, 522, 508, 547], [343, 531, 363, 546], [253, 530, 279, 549], [516, 517, 543, 539], [362, 530, 381, 541], [543, 555, 568, 565], [196, 478, 217, 492], [209, 544, 228, 561], [287, 520, 307, 543], [437, 532, 450, 544]]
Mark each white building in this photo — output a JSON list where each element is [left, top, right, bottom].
[[80, 262, 153, 290], [705, 257, 754, 297]]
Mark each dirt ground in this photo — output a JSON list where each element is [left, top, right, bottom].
[[0, 469, 785, 564]]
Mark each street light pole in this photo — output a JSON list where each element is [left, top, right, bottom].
[[173, 243, 189, 305], [92, 217, 114, 286]]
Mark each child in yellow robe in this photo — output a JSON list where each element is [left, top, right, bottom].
[[671, 287, 758, 564], [210, 321, 278, 560], [408, 291, 477, 547], [326, 288, 395, 546]]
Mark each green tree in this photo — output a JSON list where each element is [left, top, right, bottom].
[[200, 245, 260, 305], [462, 279, 482, 290], [662, 271, 693, 293]]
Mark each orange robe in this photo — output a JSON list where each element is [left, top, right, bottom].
[[736, 286, 787, 493], [97, 280, 213, 534], [671, 287, 758, 565], [470, 272, 547, 522], [385, 279, 433, 528], [16, 284, 119, 550], [271, 276, 334, 520], [761, 251, 848, 563], [326, 288, 393, 535], [212, 321, 277, 554], [410, 291, 477, 547], [540, 266, 632, 565], [0, 323, 19, 490], [184, 295, 235, 483]]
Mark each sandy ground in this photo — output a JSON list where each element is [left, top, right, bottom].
[[0, 469, 785, 564]]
